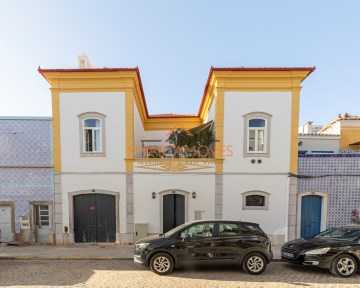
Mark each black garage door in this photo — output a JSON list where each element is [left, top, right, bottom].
[[74, 194, 116, 243]]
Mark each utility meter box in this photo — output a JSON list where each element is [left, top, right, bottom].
[[134, 223, 148, 242], [20, 216, 31, 230], [19, 215, 31, 242]]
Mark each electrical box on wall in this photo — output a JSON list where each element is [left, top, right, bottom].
[[135, 223, 148, 241]]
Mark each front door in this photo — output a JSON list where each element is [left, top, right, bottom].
[[0, 206, 12, 242], [301, 195, 322, 238], [35, 205, 50, 243], [74, 194, 116, 243], [176, 222, 215, 265], [163, 194, 185, 233]]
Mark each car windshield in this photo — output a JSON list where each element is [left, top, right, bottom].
[[314, 227, 360, 241], [163, 222, 191, 238]]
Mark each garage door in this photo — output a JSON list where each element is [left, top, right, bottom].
[[73, 194, 116, 243]]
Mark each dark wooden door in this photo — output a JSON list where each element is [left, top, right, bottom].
[[163, 194, 185, 233], [74, 194, 116, 243]]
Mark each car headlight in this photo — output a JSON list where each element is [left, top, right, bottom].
[[136, 243, 149, 250], [304, 247, 331, 255]]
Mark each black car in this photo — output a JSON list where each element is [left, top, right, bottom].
[[134, 220, 273, 275], [282, 226, 360, 278]]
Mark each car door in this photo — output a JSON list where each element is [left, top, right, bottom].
[[174, 222, 215, 265], [213, 222, 247, 264]]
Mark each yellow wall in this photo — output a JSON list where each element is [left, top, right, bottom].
[[340, 126, 360, 150]]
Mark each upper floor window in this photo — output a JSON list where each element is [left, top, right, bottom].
[[78, 112, 106, 157], [84, 119, 101, 152], [248, 118, 266, 152], [243, 112, 272, 158]]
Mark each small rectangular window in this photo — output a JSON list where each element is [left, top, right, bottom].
[[246, 195, 265, 207], [242, 191, 269, 210]]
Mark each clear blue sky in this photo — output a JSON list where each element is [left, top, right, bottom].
[[0, 0, 359, 125]]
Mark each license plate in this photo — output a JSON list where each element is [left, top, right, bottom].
[[282, 252, 294, 258]]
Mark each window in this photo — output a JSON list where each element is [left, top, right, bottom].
[[36, 205, 49, 227], [219, 223, 241, 237], [84, 119, 101, 152], [239, 224, 264, 235], [246, 195, 265, 207], [248, 119, 266, 152], [180, 223, 214, 238], [243, 112, 272, 157], [78, 112, 106, 157], [242, 191, 269, 210]]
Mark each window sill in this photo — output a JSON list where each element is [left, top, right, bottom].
[[244, 152, 270, 158], [242, 206, 268, 210], [80, 152, 106, 157]]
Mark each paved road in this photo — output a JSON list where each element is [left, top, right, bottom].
[[0, 260, 359, 288]]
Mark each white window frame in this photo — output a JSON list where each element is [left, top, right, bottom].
[[243, 112, 272, 158], [78, 112, 106, 157], [242, 191, 270, 210]]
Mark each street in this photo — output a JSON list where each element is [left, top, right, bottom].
[[0, 260, 359, 287]]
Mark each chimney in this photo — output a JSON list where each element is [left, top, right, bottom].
[[77, 53, 93, 69]]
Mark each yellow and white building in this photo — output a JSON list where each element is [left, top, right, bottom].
[[39, 62, 314, 249]]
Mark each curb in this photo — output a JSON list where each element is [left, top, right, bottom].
[[0, 256, 133, 260], [1, 256, 282, 261]]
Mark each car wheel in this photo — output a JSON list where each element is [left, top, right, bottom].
[[330, 254, 358, 278], [150, 253, 174, 275], [242, 253, 267, 275]]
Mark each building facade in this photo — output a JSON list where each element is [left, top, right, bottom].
[[39, 65, 314, 247], [0, 117, 54, 243], [296, 114, 360, 239]]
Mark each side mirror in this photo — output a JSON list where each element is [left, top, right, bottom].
[[181, 234, 190, 242]]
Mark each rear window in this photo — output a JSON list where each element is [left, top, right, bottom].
[[219, 223, 241, 236], [239, 224, 263, 234], [314, 227, 360, 240]]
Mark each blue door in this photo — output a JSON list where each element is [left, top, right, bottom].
[[301, 195, 322, 238]]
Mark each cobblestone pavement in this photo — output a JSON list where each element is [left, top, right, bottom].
[[0, 260, 359, 288]]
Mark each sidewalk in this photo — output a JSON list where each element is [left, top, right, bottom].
[[0, 243, 134, 260], [0, 243, 281, 260]]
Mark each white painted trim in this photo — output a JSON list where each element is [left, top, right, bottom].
[[158, 189, 190, 233], [297, 191, 328, 238]]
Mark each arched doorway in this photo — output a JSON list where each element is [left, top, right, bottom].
[[163, 194, 185, 233], [300, 195, 322, 238], [73, 194, 116, 243]]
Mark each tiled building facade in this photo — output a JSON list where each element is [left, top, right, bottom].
[[298, 154, 360, 228], [0, 117, 54, 243]]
